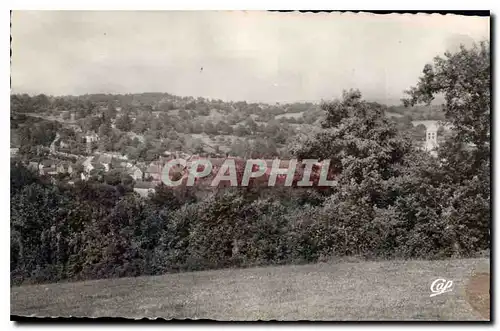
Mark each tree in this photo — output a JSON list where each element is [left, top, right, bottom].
[[147, 183, 182, 209], [133, 119, 147, 134], [98, 122, 112, 137], [166, 130, 179, 141], [411, 124, 427, 143], [98, 136, 113, 152], [264, 120, 280, 136], [203, 121, 217, 135], [250, 138, 278, 158], [401, 41, 491, 256], [190, 138, 205, 155], [159, 101, 175, 112], [115, 113, 133, 132], [289, 90, 416, 255], [174, 122, 186, 133], [104, 169, 123, 186], [234, 124, 250, 137], [292, 90, 411, 179], [81, 116, 102, 133], [216, 121, 233, 135], [229, 139, 251, 157], [10, 162, 42, 195], [104, 103, 117, 122], [178, 109, 190, 120], [150, 118, 162, 132], [191, 121, 204, 134], [403, 41, 490, 153], [244, 118, 257, 134], [32, 94, 50, 112], [114, 135, 131, 154]]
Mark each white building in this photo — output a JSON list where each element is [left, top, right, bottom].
[[84, 131, 99, 143], [425, 123, 439, 152]]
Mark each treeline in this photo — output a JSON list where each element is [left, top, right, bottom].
[[387, 104, 446, 121], [10, 92, 441, 162], [10, 92, 322, 123], [11, 93, 312, 159], [11, 91, 445, 123]]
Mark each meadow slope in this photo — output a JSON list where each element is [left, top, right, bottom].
[[11, 258, 490, 321]]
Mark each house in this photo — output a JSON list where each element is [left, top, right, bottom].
[[59, 140, 71, 149], [91, 154, 113, 171], [82, 156, 95, 173], [51, 139, 72, 153], [133, 181, 157, 197], [39, 159, 57, 176], [425, 123, 439, 152], [107, 160, 141, 180], [57, 161, 73, 174], [127, 166, 143, 181], [84, 131, 99, 143]]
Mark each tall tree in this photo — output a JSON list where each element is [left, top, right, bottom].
[[402, 41, 491, 255], [403, 41, 490, 154], [115, 113, 133, 132], [104, 103, 117, 122], [98, 122, 112, 137], [291, 89, 411, 183]]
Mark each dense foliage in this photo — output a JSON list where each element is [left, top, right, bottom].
[[11, 85, 445, 161]]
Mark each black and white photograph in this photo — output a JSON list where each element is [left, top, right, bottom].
[[9, 10, 491, 321]]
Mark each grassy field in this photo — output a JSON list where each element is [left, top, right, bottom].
[[11, 258, 490, 321]]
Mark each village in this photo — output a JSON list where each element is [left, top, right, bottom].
[[11, 120, 309, 197], [11, 114, 452, 198]]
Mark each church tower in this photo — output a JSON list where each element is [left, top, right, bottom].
[[425, 123, 439, 154]]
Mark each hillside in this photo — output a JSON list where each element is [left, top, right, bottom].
[[11, 258, 489, 321], [10, 92, 446, 160]]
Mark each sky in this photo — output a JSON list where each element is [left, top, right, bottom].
[[11, 11, 490, 104]]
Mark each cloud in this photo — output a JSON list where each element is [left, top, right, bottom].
[[11, 11, 490, 104]]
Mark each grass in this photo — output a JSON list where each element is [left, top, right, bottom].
[[11, 258, 489, 321], [275, 112, 305, 119]]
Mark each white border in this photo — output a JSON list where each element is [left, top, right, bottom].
[[4, 0, 499, 10], [3, 1, 496, 330]]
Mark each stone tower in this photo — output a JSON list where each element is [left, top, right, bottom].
[[425, 123, 439, 152]]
